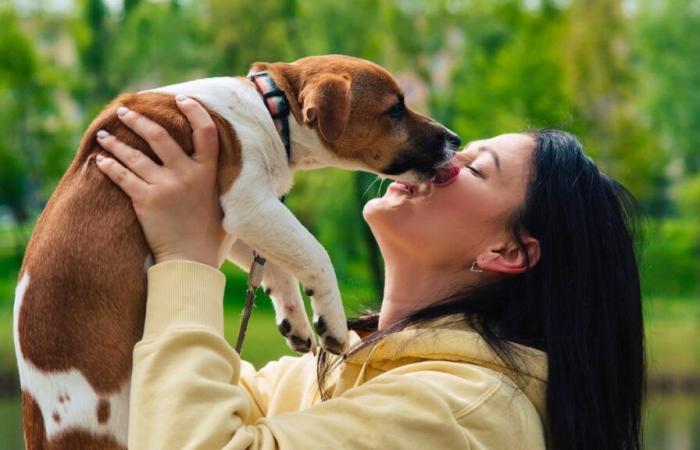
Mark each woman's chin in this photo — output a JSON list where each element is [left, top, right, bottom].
[[362, 198, 383, 224], [363, 195, 412, 233], [364, 196, 402, 219]]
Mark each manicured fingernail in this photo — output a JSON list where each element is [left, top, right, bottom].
[[175, 94, 188, 102], [97, 129, 109, 140], [96, 155, 105, 163], [117, 106, 129, 117]]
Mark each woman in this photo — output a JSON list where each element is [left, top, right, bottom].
[[95, 96, 644, 449]]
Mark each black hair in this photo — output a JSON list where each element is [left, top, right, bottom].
[[318, 129, 645, 450]]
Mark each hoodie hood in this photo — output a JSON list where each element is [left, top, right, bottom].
[[334, 316, 548, 421]]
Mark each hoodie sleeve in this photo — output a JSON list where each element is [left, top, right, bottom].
[[129, 260, 542, 450], [130, 261, 279, 426]]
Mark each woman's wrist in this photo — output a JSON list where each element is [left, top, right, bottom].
[[156, 251, 220, 269]]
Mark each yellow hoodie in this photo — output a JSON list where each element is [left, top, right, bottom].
[[129, 261, 548, 449]]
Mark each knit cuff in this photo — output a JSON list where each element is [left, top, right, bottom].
[[142, 260, 226, 341]]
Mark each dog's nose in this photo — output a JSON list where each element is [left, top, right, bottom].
[[445, 130, 462, 149]]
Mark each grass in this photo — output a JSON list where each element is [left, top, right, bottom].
[[644, 297, 700, 373]]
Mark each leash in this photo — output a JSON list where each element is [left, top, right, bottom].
[[234, 71, 293, 354], [234, 252, 266, 353]]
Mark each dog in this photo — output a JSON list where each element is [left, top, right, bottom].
[[13, 55, 460, 448]]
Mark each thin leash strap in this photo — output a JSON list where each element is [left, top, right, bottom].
[[235, 252, 266, 354]]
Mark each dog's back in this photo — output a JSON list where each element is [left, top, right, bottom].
[[14, 92, 239, 449]]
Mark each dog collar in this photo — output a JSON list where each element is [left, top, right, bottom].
[[248, 70, 292, 163]]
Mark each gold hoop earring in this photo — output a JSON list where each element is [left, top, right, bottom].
[[470, 260, 483, 273]]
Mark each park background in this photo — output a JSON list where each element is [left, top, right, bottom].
[[0, 0, 698, 448]]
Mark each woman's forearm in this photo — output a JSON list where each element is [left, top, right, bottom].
[[129, 260, 268, 449]]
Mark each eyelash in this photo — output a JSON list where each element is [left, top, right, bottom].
[[464, 165, 481, 176]]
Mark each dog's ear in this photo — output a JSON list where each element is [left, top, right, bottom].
[[300, 73, 351, 142]]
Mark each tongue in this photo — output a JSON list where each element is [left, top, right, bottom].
[[432, 163, 460, 185]]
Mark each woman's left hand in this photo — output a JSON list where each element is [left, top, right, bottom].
[[95, 95, 226, 268]]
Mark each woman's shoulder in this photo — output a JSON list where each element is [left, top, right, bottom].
[[353, 322, 548, 438], [361, 361, 546, 449]]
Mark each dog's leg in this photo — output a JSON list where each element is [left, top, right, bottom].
[[227, 239, 315, 353], [223, 198, 348, 355]]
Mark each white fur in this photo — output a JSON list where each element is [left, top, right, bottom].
[[14, 273, 130, 446], [149, 77, 294, 198], [150, 78, 349, 348], [287, 119, 367, 171]]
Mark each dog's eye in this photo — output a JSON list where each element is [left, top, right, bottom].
[[387, 101, 406, 118]]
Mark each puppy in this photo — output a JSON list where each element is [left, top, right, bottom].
[[14, 55, 460, 449]]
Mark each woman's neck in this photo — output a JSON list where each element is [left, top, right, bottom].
[[378, 258, 470, 331]]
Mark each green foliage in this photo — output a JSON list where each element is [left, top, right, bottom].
[[0, 4, 697, 444], [677, 174, 700, 218], [0, 8, 71, 220], [105, 1, 216, 91], [0, 0, 697, 328], [434, 2, 571, 138], [641, 218, 700, 298], [636, 0, 700, 174]]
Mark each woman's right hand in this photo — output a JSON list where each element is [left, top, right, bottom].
[[95, 95, 227, 268]]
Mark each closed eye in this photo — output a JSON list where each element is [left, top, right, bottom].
[[464, 165, 482, 176]]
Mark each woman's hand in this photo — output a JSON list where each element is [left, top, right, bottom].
[[95, 95, 226, 268]]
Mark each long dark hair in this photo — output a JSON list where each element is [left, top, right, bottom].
[[318, 130, 645, 450]]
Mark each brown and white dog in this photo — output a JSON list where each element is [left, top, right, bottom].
[[13, 55, 460, 448]]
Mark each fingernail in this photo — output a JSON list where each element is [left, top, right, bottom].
[[175, 94, 188, 102], [117, 106, 129, 117], [96, 155, 105, 163], [97, 129, 109, 139]]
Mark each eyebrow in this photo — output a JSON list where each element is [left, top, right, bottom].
[[477, 146, 501, 172]]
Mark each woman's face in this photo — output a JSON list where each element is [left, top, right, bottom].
[[363, 133, 536, 272]]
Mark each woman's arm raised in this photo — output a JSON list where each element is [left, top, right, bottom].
[[95, 94, 225, 268]]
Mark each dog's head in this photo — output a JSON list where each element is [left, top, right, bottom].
[[251, 55, 460, 182]]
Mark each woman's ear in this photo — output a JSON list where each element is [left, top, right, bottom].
[[477, 235, 540, 275]]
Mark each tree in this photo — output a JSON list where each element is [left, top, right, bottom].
[[562, 0, 663, 203]]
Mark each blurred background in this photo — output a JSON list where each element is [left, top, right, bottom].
[[0, 0, 698, 448]]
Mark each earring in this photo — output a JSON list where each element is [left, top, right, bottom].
[[470, 260, 483, 273]]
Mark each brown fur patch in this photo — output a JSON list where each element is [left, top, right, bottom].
[[97, 399, 110, 424], [22, 391, 47, 449], [252, 55, 450, 177], [50, 431, 124, 450], [18, 92, 242, 447]]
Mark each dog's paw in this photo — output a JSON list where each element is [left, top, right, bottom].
[[277, 317, 315, 353], [312, 316, 348, 355], [307, 289, 348, 355]]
